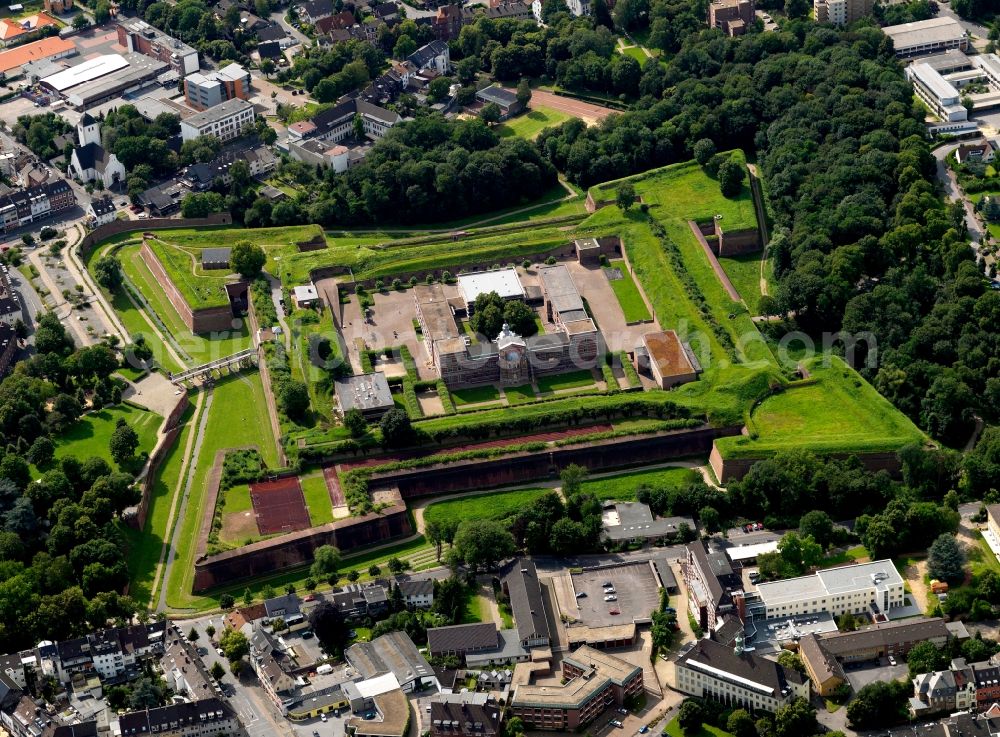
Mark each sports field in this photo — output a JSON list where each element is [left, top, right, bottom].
[[51, 403, 161, 468], [498, 106, 573, 139], [301, 471, 334, 526]]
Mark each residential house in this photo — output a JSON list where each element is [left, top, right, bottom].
[[116, 698, 239, 737], [183, 144, 276, 190], [427, 624, 499, 660], [0, 271, 22, 327], [0, 12, 59, 49], [503, 559, 550, 649], [431, 5, 462, 40], [160, 635, 217, 702], [406, 39, 449, 74], [0, 180, 74, 234], [331, 583, 391, 620], [912, 660, 976, 716], [263, 594, 302, 620], [957, 139, 996, 165], [708, 0, 754, 36], [87, 195, 116, 227], [395, 578, 434, 609], [70, 114, 126, 189], [475, 85, 523, 119], [429, 696, 502, 737], [0, 323, 17, 377], [249, 624, 297, 708], [298, 0, 334, 23], [675, 637, 810, 713]]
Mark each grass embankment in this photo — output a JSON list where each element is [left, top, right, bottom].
[[663, 718, 733, 737], [118, 243, 252, 366], [718, 252, 768, 314], [122, 404, 196, 607], [165, 373, 280, 611], [301, 470, 335, 526], [716, 356, 927, 459], [537, 370, 596, 394], [452, 385, 501, 406], [578, 466, 701, 501], [423, 488, 549, 529]]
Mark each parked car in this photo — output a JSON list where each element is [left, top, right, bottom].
[[602, 581, 613, 587], [609, 609, 620, 615], [576, 591, 587, 598], [610, 720, 623, 728], [639, 726, 649, 733], [216, 648, 224, 656], [888, 655, 897, 666], [321, 713, 328, 723], [604, 595, 618, 602], [617, 708, 628, 715]]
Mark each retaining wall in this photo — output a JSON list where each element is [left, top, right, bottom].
[[139, 242, 236, 334], [372, 424, 741, 499], [78, 213, 233, 255], [716, 225, 761, 257], [709, 442, 904, 483], [192, 502, 413, 592]]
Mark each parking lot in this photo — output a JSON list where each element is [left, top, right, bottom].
[[569, 562, 662, 627]]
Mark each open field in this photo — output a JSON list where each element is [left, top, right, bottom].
[[49, 403, 161, 469], [537, 370, 596, 393], [605, 260, 651, 322], [498, 106, 573, 139], [716, 356, 927, 459], [423, 488, 549, 530], [165, 373, 279, 610], [579, 466, 702, 501], [122, 404, 196, 607], [145, 238, 233, 310], [301, 471, 334, 526], [452, 385, 501, 406]]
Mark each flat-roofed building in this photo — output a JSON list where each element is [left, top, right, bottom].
[[334, 372, 394, 420], [883, 17, 968, 57], [511, 646, 643, 730], [117, 17, 199, 75], [708, 0, 753, 36], [634, 330, 699, 389], [601, 501, 695, 544], [675, 638, 809, 713], [180, 98, 255, 143], [755, 560, 905, 620], [457, 268, 525, 310], [682, 540, 744, 635], [184, 63, 251, 110], [906, 62, 968, 122]]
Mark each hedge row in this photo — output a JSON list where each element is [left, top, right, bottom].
[[620, 350, 641, 388], [436, 380, 456, 414]]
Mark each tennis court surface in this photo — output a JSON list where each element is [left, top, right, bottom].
[[250, 477, 311, 535]]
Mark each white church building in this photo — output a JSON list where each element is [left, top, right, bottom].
[[70, 113, 126, 188]]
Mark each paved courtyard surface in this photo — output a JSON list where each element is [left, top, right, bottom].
[[846, 660, 909, 692], [570, 562, 661, 627]]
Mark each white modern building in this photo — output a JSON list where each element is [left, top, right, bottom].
[[907, 62, 968, 122], [755, 560, 905, 620], [883, 17, 968, 57], [675, 637, 810, 713], [456, 268, 526, 309], [180, 98, 255, 143]]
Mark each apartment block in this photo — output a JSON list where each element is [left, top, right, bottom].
[[180, 98, 255, 143], [183, 63, 251, 111]]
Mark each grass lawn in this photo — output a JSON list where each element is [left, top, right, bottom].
[[222, 484, 252, 515], [820, 544, 870, 568], [620, 45, 648, 64], [301, 471, 334, 526], [537, 369, 596, 393], [423, 488, 549, 530], [498, 602, 514, 629], [120, 244, 252, 367], [663, 717, 733, 737], [452, 385, 501, 406], [579, 467, 701, 502], [503, 384, 537, 404], [48, 403, 161, 470], [718, 252, 767, 314], [165, 373, 279, 610], [145, 238, 233, 310], [604, 260, 652, 322], [460, 590, 490, 624], [498, 106, 573, 140], [122, 403, 196, 608], [716, 356, 926, 459]]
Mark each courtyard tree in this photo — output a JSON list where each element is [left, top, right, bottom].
[[773, 698, 816, 737], [502, 300, 537, 337], [230, 240, 266, 279], [616, 182, 636, 212], [379, 408, 414, 448], [449, 519, 516, 573], [309, 601, 350, 655], [343, 408, 367, 438], [311, 545, 341, 580], [278, 379, 310, 421], [677, 699, 705, 734], [727, 710, 756, 737], [129, 677, 164, 710], [516, 78, 532, 108], [480, 102, 502, 125], [109, 421, 139, 466], [928, 533, 966, 583], [847, 681, 910, 730], [907, 641, 948, 678], [187, 627, 199, 642], [799, 510, 834, 548]]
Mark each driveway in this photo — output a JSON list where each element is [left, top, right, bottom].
[[933, 143, 996, 280]]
